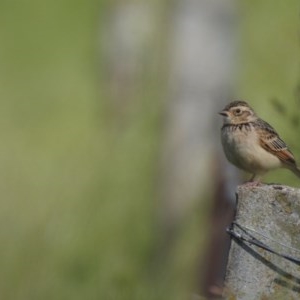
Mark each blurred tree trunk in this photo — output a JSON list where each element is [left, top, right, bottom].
[[100, 0, 240, 297], [161, 0, 238, 229], [160, 0, 240, 297], [100, 2, 163, 124]]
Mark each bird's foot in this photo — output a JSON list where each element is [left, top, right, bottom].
[[243, 181, 262, 187]]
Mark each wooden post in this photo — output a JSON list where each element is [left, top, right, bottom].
[[224, 184, 300, 300]]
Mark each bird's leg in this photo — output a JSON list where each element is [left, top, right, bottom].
[[249, 174, 256, 182], [243, 174, 262, 186]]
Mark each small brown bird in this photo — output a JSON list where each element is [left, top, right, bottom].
[[219, 100, 300, 182]]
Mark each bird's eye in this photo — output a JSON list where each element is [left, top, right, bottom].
[[235, 109, 241, 114]]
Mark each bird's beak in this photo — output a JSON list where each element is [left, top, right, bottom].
[[219, 110, 228, 117]]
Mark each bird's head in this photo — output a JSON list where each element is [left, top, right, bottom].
[[219, 100, 257, 124]]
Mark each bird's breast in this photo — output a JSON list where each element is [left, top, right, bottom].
[[221, 124, 281, 173]]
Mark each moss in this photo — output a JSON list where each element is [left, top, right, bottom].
[[275, 192, 293, 214]]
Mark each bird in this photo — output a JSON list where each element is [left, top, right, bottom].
[[219, 100, 300, 182]]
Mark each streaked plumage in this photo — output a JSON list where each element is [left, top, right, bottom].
[[219, 101, 300, 181]]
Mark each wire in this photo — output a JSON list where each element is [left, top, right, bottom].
[[238, 224, 300, 255], [227, 222, 300, 266]]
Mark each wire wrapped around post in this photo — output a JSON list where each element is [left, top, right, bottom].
[[223, 184, 300, 300]]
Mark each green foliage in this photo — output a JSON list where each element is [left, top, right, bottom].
[[0, 0, 204, 299]]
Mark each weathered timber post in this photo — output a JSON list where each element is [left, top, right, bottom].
[[224, 184, 300, 300]]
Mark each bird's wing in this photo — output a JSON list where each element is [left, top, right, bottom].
[[254, 118, 296, 167]]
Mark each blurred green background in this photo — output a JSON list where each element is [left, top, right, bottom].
[[0, 0, 299, 299], [239, 0, 300, 185]]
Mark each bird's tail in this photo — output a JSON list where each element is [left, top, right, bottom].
[[291, 166, 300, 178]]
